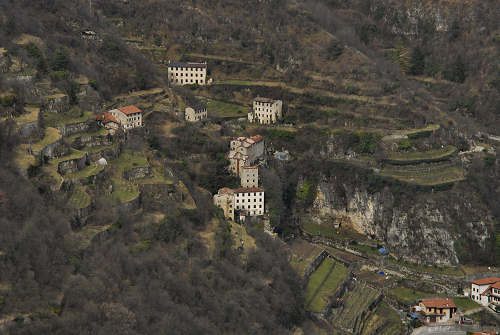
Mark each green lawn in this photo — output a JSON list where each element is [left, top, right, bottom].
[[379, 164, 465, 186], [387, 145, 456, 162], [111, 149, 148, 171], [301, 221, 337, 239], [305, 258, 349, 312], [454, 297, 480, 312], [207, 99, 249, 118], [66, 163, 105, 180], [111, 175, 139, 203], [67, 186, 91, 209], [16, 106, 39, 124], [44, 108, 93, 127], [388, 286, 434, 305]]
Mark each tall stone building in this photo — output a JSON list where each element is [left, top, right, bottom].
[[240, 166, 258, 188], [228, 135, 264, 175], [248, 97, 282, 124]]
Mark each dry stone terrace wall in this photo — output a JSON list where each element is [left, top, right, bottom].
[[58, 154, 89, 175], [88, 145, 121, 162], [72, 134, 113, 150], [124, 166, 153, 181], [19, 120, 40, 138], [38, 139, 69, 159], [56, 121, 91, 136], [43, 95, 69, 113]]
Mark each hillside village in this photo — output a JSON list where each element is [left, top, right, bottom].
[[1, 0, 500, 333]]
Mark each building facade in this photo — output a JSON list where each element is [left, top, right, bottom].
[[233, 187, 264, 217], [241, 166, 258, 188], [228, 135, 264, 175], [96, 111, 120, 134], [108, 105, 143, 130], [168, 61, 207, 86], [185, 104, 207, 122], [471, 278, 500, 306], [214, 187, 264, 220], [248, 97, 282, 124], [418, 298, 457, 324], [213, 188, 235, 220]]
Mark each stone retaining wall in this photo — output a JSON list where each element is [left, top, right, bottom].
[[124, 166, 153, 181], [57, 121, 90, 136], [58, 154, 89, 175]]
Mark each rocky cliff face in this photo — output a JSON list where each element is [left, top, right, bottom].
[[310, 176, 491, 266]]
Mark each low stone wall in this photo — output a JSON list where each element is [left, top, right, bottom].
[[88, 145, 121, 162], [39, 139, 69, 159], [58, 154, 89, 175], [57, 121, 90, 136], [72, 134, 113, 150], [304, 250, 329, 281], [120, 195, 140, 212], [124, 166, 153, 181]]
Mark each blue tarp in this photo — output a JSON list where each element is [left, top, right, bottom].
[[378, 271, 385, 275], [379, 247, 387, 255], [409, 313, 418, 319]]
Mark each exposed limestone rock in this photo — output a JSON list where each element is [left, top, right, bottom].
[[124, 166, 153, 181], [309, 176, 491, 266], [56, 121, 90, 136]]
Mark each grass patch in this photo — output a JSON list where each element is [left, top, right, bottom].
[[386, 145, 456, 163], [14, 144, 36, 170], [111, 175, 139, 203], [66, 163, 105, 180], [454, 297, 480, 312], [388, 286, 434, 305], [16, 106, 39, 124], [301, 221, 337, 239], [135, 166, 174, 185], [305, 258, 349, 313], [111, 149, 148, 171], [31, 127, 61, 152], [66, 127, 108, 145], [67, 186, 91, 209], [379, 163, 465, 186], [44, 108, 93, 127], [362, 302, 404, 335], [207, 99, 249, 118]]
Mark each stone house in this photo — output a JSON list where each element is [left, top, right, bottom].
[[96, 111, 120, 134], [241, 165, 258, 188], [417, 298, 457, 324], [248, 97, 282, 124], [228, 135, 264, 175], [108, 105, 142, 130], [185, 104, 207, 122], [214, 188, 235, 220], [471, 277, 500, 307], [167, 61, 207, 86]]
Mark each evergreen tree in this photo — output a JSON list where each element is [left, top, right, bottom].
[[409, 46, 425, 75]]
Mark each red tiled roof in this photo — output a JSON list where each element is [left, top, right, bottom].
[[218, 188, 234, 195], [472, 277, 500, 285], [480, 281, 500, 295], [472, 331, 497, 335], [250, 135, 263, 143], [234, 187, 264, 193], [420, 298, 456, 309], [242, 165, 258, 169], [254, 97, 277, 103], [118, 105, 142, 115], [96, 112, 120, 124]]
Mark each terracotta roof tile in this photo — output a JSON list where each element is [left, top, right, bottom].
[[96, 112, 119, 124], [118, 105, 142, 115], [471, 277, 500, 285], [420, 298, 456, 309], [233, 187, 264, 193]]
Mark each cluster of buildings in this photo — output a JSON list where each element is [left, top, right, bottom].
[[214, 135, 265, 221], [96, 105, 143, 133]]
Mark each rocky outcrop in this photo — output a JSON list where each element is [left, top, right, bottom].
[[58, 154, 89, 175], [39, 140, 69, 159], [19, 120, 40, 138], [56, 121, 90, 136], [72, 134, 112, 150], [309, 176, 491, 266], [124, 166, 153, 181]]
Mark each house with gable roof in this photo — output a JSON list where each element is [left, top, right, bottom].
[[228, 135, 264, 176], [108, 105, 143, 130], [418, 298, 457, 324], [471, 277, 500, 306]]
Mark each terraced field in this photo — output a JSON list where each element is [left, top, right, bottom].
[[386, 145, 456, 165], [305, 258, 349, 313], [379, 161, 465, 186], [329, 283, 381, 332], [206, 99, 249, 118], [360, 302, 404, 335], [289, 238, 323, 276]]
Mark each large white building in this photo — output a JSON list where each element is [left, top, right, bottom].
[[471, 277, 500, 306], [185, 104, 207, 122], [167, 61, 207, 86], [248, 97, 282, 124], [228, 135, 264, 175], [214, 187, 264, 220], [107, 105, 143, 130]]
